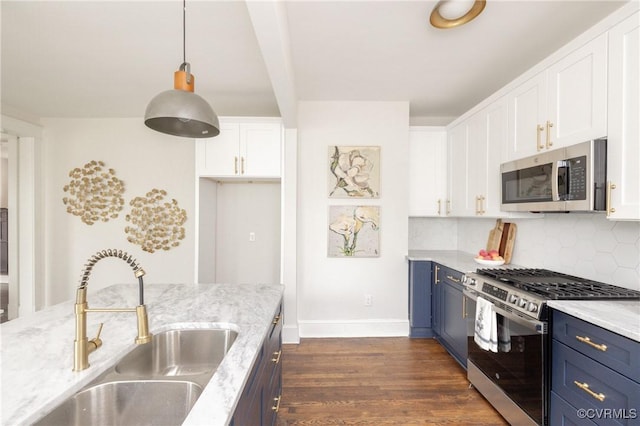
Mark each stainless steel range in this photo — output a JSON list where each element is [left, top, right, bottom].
[[462, 268, 640, 426]]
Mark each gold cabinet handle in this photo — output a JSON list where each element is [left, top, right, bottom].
[[576, 335, 607, 352], [446, 199, 451, 215], [434, 265, 440, 284], [546, 120, 553, 149], [446, 275, 461, 283], [273, 314, 281, 325], [234, 156, 238, 174], [272, 395, 282, 412], [241, 156, 245, 174], [437, 199, 442, 216], [536, 124, 545, 151], [574, 381, 606, 402], [479, 195, 485, 215], [606, 181, 617, 217], [475, 196, 480, 215], [271, 350, 282, 364], [462, 295, 467, 319]]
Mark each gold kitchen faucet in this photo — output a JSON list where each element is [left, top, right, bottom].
[[73, 249, 152, 371]]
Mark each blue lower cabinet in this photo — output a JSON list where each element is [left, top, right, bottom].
[[231, 302, 283, 426], [550, 310, 640, 426], [408, 260, 433, 338], [550, 391, 598, 426], [433, 264, 468, 369]]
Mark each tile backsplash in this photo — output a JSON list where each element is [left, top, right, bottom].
[[409, 214, 640, 291]]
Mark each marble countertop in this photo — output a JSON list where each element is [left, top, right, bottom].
[[406, 249, 525, 273], [547, 300, 640, 342], [1, 282, 283, 426]]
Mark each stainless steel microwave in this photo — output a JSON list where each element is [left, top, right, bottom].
[[501, 139, 607, 212]]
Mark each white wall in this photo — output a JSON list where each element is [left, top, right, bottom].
[[41, 118, 197, 305], [213, 181, 281, 285], [297, 101, 410, 337], [198, 178, 218, 283], [409, 214, 640, 291]]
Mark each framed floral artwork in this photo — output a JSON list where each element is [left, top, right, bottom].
[[328, 205, 380, 257], [328, 146, 380, 198]]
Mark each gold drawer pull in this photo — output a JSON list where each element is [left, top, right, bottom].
[[574, 380, 606, 402], [272, 314, 281, 325], [271, 350, 282, 364], [272, 395, 282, 412], [576, 335, 608, 352]]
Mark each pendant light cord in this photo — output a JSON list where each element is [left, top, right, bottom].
[[182, 0, 186, 64]]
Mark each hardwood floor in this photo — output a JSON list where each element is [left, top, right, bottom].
[[276, 337, 508, 426]]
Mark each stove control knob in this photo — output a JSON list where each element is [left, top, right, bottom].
[[527, 302, 539, 313], [518, 298, 528, 308], [508, 294, 519, 304], [462, 276, 475, 286]]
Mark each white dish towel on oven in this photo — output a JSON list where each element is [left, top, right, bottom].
[[474, 296, 498, 353]]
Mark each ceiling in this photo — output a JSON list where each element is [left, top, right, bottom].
[[1, 0, 628, 127]]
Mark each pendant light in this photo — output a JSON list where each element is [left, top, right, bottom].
[[144, 0, 220, 138]]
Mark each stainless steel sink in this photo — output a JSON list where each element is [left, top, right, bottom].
[[115, 328, 238, 380], [35, 327, 238, 425], [34, 380, 202, 426]]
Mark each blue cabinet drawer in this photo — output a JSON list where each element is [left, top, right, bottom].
[[550, 391, 597, 426], [439, 265, 463, 287], [553, 311, 639, 382], [552, 340, 640, 426]]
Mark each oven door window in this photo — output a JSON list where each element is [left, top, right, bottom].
[[502, 163, 553, 204], [468, 311, 546, 425]]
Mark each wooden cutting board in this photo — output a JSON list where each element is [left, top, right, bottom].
[[485, 219, 517, 264], [499, 222, 517, 264], [486, 219, 504, 253]]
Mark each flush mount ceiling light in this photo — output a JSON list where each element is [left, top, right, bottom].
[[430, 0, 486, 29], [144, 0, 220, 138]]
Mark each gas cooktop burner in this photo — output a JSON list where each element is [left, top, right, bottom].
[[476, 268, 640, 300]]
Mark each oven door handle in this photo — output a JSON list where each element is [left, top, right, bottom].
[[463, 288, 548, 334]]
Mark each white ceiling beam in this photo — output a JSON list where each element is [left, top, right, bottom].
[[245, 0, 298, 128]]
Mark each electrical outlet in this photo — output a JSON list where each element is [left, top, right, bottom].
[[364, 294, 373, 307], [249, 232, 256, 242]]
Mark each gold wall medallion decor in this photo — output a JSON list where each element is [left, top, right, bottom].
[[124, 188, 187, 253], [62, 160, 126, 225]]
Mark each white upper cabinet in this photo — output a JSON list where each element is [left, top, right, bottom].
[[507, 33, 608, 160], [506, 72, 547, 159], [606, 11, 640, 220], [471, 97, 508, 217], [447, 121, 471, 216], [196, 118, 282, 178], [447, 97, 508, 218], [408, 127, 447, 217], [546, 33, 608, 146]]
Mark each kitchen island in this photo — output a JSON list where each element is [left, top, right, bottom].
[[1, 282, 283, 425]]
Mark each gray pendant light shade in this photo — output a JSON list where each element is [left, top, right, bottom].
[[144, 0, 219, 139], [144, 89, 220, 138]]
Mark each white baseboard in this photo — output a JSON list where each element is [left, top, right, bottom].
[[297, 319, 410, 338]]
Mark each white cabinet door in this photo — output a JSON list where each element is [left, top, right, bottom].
[[408, 127, 447, 217], [447, 122, 473, 217], [474, 98, 508, 217], [547, 32, 608, 148], [507, 33, 608, 160], [196, 119, 282, 178], [196, 122, 240, 176], [607, 11, 640, 220], [240, 122, 282, 177], [507, 72, 547, 159]]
